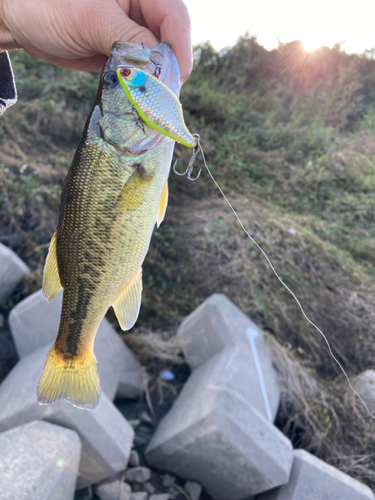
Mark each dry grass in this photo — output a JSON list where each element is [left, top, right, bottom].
[[162, 192, 375, 487]]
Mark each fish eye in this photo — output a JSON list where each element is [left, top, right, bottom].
[[103, 71, 119, 89], [120, 68, 131, 78]]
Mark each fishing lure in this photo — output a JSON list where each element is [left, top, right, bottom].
[[117, 66, 202, 181]]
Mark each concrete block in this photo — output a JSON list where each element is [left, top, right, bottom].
[[257, 449, 375, 500], [145, 350, 293, 500], [177, 293, 268, 369], [9, 288, 144, 399], [0, 345, 134, 489], [353, 370, 375, 411], [0, 419, 81, 500], [0, 243, 30, 303], [197, 343, 279, 421]]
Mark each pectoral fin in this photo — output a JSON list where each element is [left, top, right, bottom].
[[156, 180, 168, 228], [113, 267, 143, 330], [42, 231, 62, 301]]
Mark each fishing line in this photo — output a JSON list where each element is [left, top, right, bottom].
[[198, 146, 375, 420]]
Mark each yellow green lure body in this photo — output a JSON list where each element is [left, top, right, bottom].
[[117, 67, 197, 148]]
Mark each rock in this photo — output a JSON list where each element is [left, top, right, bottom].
[[184, 481, 202, 500], [126, 467, 152, 484], [0, 345, 134, 489], [0, 419, 81, 500], [177, 293, 271, 369], [130, 493, 148, 500], [144, 482, 156, 494], [162, 474, 176, 488], [257, 449, 375, 500], [134, 435, 150, 447], [9, 288, 144, 400], [353, 370, 375, 411], [129, 450, 141, 467], [0, 243, 30, 303], [96, 479, 132, 500], [129, 419, 141, 429], [150, 495, 171, 500], [145, 348, 293, 500], [0, 325, 18, 383], [140, 410, 154, 426]]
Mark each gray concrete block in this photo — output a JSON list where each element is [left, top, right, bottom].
[[0, 345, 134, 489], [145, 350, 293, 500], [353, 370, 375, 412], [0, 243, 30, 303], [257, 449, 375, 499], [177, 294, 269, 369], [0, 419, 81, 500], [197, 343, 279, 421], [9, 288, 144, 399]]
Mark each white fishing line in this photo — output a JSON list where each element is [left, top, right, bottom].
[[199, 146, 375, 420]]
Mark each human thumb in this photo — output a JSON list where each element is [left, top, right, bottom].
[[82, 1, 159, 59]]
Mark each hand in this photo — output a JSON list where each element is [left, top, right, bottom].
[[0, 0, 192, 82]]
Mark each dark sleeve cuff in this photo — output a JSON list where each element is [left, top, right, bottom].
[[0, 51, 17, 116]]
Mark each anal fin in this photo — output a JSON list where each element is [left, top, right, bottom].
[[113, 267, 142, 331], [156, 180, 168, 228], [42, 231, 62, 301]]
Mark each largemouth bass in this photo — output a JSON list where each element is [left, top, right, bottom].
[[37, 42, 183, 409]]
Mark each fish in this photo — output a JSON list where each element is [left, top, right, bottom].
[[37, 42, 184, 409]]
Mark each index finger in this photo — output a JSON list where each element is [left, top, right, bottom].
[[139, 0, 192, 84]]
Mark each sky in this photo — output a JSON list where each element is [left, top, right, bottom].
[[184, 0, 375, 54]]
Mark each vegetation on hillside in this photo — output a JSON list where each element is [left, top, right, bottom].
[[2, 38, 375, 487]]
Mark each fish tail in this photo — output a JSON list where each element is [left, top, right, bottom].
[[37, 345, 100, 410]]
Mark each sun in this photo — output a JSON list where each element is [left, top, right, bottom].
[[302, 38, 322, 52]]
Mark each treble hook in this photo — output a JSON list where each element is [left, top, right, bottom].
[[173, 134, 202, 181]]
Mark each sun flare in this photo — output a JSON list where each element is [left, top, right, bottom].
[[302, 38, 322, 52]]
